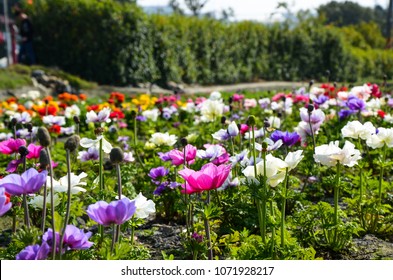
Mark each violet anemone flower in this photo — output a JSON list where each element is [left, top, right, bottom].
[[16, 242, 50, 260], [78, 147, 99, 162], [0, 187, 12, 216], [178, 163, 231, 194], [0, 168, 47, 196], [87, 197, 136, 226], [197, 144, 230, 165], [148, 166, 169, 181], [0, 138, 26, 155], [347, 96, 366, 111], [270, 130, 300, 147], [43, 225, 93, 250]]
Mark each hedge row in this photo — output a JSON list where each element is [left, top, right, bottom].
[[26, 0, 393, 86]]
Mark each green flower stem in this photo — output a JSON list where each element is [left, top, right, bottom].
[[130, 217, 135, 246], [270, 200, 276, 258], [99, 138, 104, 192], [59, 150, 72, 260], [115, 163, 122, 243], [111, 224, 116, 254], [204, 192, 213, 260], [261, 148, 267, 245], [21, 155, 30, 229], [46, 147, 56, 260], [133, 117, 145, 171], [281, 168, 289, 247], [378, 145, 387, 204], [41, 182, 47, 233], [251, 125, 265, 243], [333, 162, 341, 244], [308, 115, 316, 154]]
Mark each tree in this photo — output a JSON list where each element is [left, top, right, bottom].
[[168, 0, 184, 15], [184, 0, 208, 16]]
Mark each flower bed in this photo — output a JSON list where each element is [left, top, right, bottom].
[[0, 84, 392, 260]]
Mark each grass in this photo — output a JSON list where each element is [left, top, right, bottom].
[[0, 64, 97, 90]]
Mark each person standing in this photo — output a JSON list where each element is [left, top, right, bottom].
[[14, 5, 36, 65]]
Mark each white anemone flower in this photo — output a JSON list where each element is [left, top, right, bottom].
[[80, 135, 113, 153], [149, 132, 177, 147], [47, 172, 88, 194], [242, 154, 288, 187], [43, 115, 66, 126], [142, 108, 160, 122], [29, 194, 61, 209], [132, 193, 156, 219], [314, 140, 361, 167], [341, 121, 375, 140], [199, 99, 224, 122], [65, 104, 81, 119], [86, 107, 111, 123], [12, 111, 32, 124], [284, 150, 304, 171], [366, 127, 393, 149]]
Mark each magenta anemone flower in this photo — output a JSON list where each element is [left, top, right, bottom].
[[0, 187, 12, 216], [87, 197, 136, 226], [0, 138, 26, 155], [168, 144, 197, 166], [26, 144, 44, 159], [43, 225, 93, 251], [16, 242, 50, 260], [0, 168, 47, 196], [178, 163, 231, 194]]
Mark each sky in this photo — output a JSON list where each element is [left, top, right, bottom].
[[138, 0, 389, 22]]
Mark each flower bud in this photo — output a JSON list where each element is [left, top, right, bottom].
[[247, 115, 256, 126], [39, 149, 50, 169], [307, 104, 314, 114], [73, 115, 80, 124], [180, 137, 188, 147], [309, 80, 314, 87], [26, 123, 33, 132], [94, 127, 104, 136], [221, 116, 226, 124], [18, 145, 29, 157], [103, 158, 114, 170], [37, 127, 51, 147], [64, 135, 80, 152], [130, 110, 137, 119], [11, 118, 17, 126], [110, 147, 124, 164]]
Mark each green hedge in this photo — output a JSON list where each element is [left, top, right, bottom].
[[25, 0, 393, 86]]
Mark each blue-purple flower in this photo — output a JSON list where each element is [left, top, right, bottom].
[[42, 225, 93, 250], [0, 168, 47, 196], [270, 130, 300, 147], [16, 242, 50, 260], [149, 166, 169, 181], [87, 197, 136, 226], [347, 96, 366, 111]]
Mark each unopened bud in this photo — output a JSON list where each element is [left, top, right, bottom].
[[110, 147, 124, 164], [309, 80, 314, 87], [262, 141, 268, 150], [73, 115, 80, 124], [247, 115, 256, 126], [11, 118, 17, 126], [39, 149, 50, 169], [307, 104, 314, 114], [94, 127, 104, 136], [64, 135, 80, 152], [103, 158, 114, 171], [37, 127, 51, 147], [221, 116, 226, 124], [180, 138, 188, 147], [18, 145, 29, 157], [26, 123, 33, 132], [130, 110, 137, 119]]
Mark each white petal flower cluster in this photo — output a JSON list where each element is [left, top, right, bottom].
[[149, 132, 178, 147], [314, 141, 361, 167], [80, 135, 113, 154], [142, 108, 160, 122], [86, 107, 111, 123], [341, 121, 375, 140], [366, 127, 393, 149], [132, 193, 156, 219], [199, 99, 225, 122], [47, 172, 88, 194]]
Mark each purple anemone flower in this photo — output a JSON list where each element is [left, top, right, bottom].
[[43, 225, 93, 250], [0, 187, 12, 216], [158, 151, 171, 162], [339, 109, 356, 120], [347, 96, 366, 111], [312, 95, 328, 106], [87, 197, 136, 226], [149, 166, 169, 181], [270, 130, 300, 147], [0, 168, 47, 196], [16, 242, 50, 260]]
